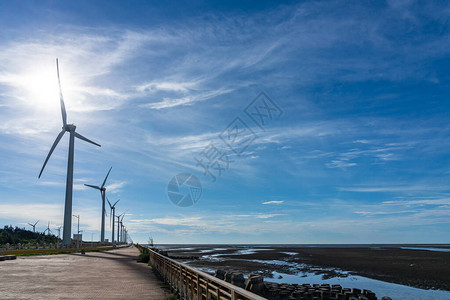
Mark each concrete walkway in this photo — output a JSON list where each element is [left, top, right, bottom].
[[0, 246, 171, 300]]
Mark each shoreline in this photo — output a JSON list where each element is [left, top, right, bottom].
[[158, 244, 450, 292]]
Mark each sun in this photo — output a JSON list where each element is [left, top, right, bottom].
[[19, 62, 77, 112]]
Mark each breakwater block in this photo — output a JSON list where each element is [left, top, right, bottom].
[[230, 272, 245, 288], [245, 274, 265, 294], [215, 269, 226, 280], [5, 255, 16, 260], [213, 268, 383, 300], [261, 282, 380, 300]]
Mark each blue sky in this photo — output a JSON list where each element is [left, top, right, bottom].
[[0, 1, 449, 244]]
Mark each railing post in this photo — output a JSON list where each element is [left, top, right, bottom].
[[197, 273, 201, 300]]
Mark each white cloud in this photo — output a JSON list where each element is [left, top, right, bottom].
[[262, 200, 284, 205], [105, 181, 127, 193], [140, 88, 233, 110], [339, 184, 448, 193]]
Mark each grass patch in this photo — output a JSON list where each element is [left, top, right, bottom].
[[137, 247, 150, 263]]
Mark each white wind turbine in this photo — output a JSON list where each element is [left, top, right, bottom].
[[43, 221, 53, 235], [107, 197, 120, 244], [38, 59, 101, 246], [84, 167, 112, 243], [28, 220, 39, 232], [116, 210, 127, 244]]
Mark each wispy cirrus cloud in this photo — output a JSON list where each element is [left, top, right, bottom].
[[262, 200, 284, 205], [339, 184, 449, 193]]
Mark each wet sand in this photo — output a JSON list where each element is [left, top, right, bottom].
[[162, 245, 450, 291]]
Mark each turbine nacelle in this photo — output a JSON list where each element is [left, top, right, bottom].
[[63, 124, 76, 132]]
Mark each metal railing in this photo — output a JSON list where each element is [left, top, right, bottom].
[[139, 245, 266, 300]]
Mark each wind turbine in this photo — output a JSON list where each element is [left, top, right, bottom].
[[115, 215, 121, 244], [38, 59, 101, 246], [28, 220, 39, 232], [107, 197, 120, 244], [55, 226, 62, 248], [84, 167, 112, 243], [43, 221, 53, 235], [116, 210, 127, 244], [119, 214, 126, 243]]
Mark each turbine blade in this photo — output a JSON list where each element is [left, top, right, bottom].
[[107, 197, 112, 208], [38, 130, 65, 178], [84, 184, 101, 190], [101, 167, 112, 189], [74, 132, 101, 147], [113, 199, 120, 207], [56, 59, 67, 126], [35, 220, 40, 226]]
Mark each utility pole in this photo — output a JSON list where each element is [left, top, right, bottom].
[[73, 214, 80, 251]]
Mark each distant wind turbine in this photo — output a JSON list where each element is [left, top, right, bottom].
[[119, 213, 126, 243], [28, 220, 39, 232], [55, 226, 62, 248], [107, 197, 120, 244], [116, 210, 127, 244], [38, 59, 101, 246], [85, 167, 112, 243], [43, 221, 53, 235]]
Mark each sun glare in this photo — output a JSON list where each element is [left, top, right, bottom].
[[19, 63, 78, 112]]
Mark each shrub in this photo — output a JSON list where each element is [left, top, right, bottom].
[[138, 247, 149, 263]]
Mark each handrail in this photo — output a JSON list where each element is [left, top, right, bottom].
[[138, 245, 267, 300]]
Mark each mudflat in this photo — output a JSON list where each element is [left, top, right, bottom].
[[291, 247, 450, 291], [0, 246, 170, 300], [166, 245, 450, 291]]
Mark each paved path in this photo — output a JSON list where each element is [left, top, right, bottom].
[[0, 246, 171, 299]]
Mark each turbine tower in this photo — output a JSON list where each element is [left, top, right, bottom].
[[38, 59, 101, 246], [85, 167, 112, 243], [107, 197, 120, 244], [28, 220, 39, 232], [115, 215, 121, 244], [119, 214, 125, 243]]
